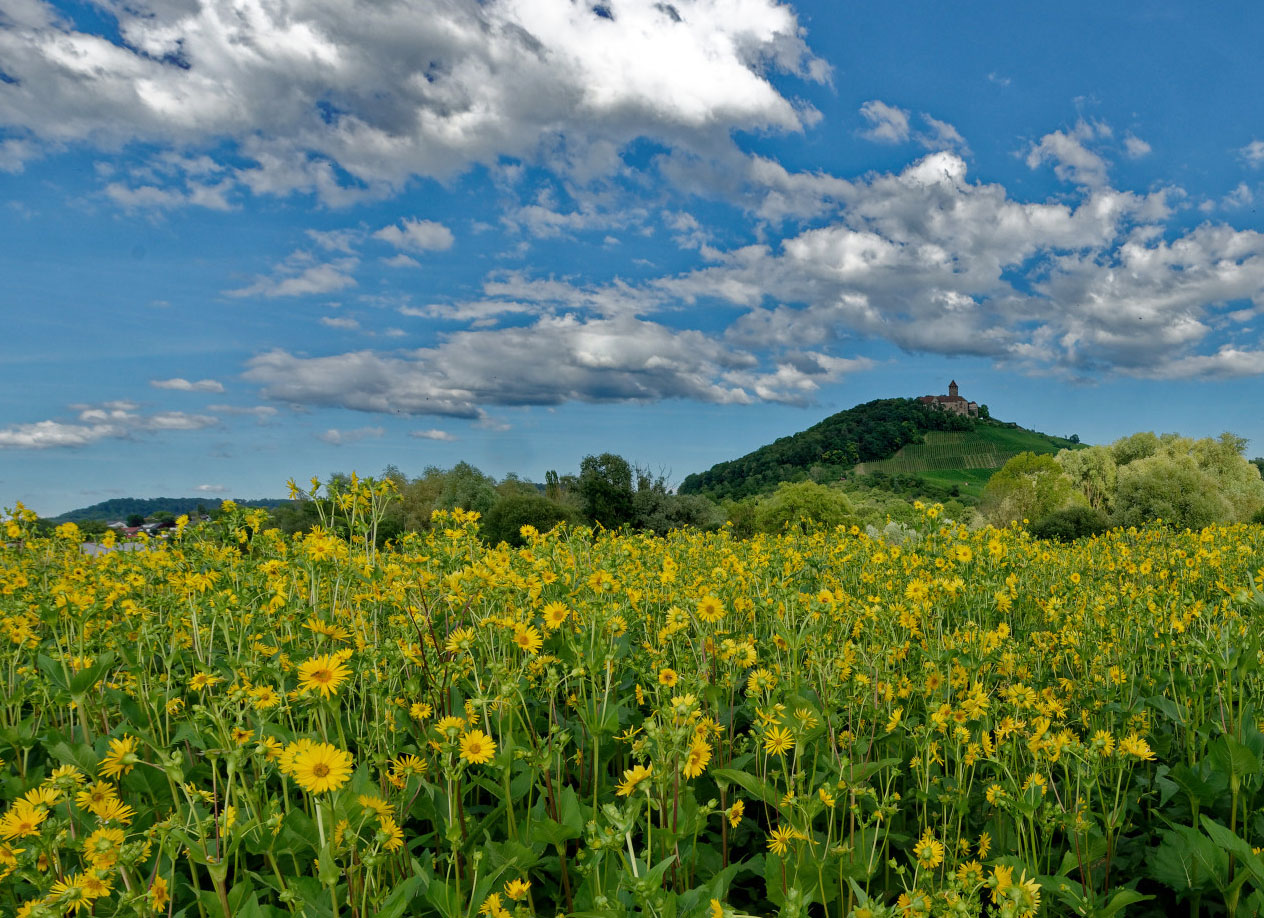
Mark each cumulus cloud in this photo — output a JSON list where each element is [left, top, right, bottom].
[[1026, 120, 1112, 189], [858, 100, 910, 143], [245, 313, 775, 417], [412, 429, 456, 441], [207, 404, 278, 419], [1241, 140, 1264, 168], [227, 251, 358, 297], [0, 403, 218, 449], [373, 218, 454, 252], [653, 150, 1263, 380], [317, 426, 385, 445], [194, 483, 228, 493], [151, 377, 225, 392], [320, 316, 361, 330], [0, 0, 827, 205], [1123, 132, 1151, 159]]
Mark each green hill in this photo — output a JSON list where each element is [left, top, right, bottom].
[[678, 398, 976, 500], [50, 496, 289, 523], [854, 425, 1081, 499], [680, 398, 1082, 502]]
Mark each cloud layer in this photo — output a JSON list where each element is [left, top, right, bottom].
[[0, 0, 826, 201]]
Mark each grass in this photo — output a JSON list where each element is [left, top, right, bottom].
[[852, 423, 1082, 499]]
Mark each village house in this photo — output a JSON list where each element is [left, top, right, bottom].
[[917, 380, 979, 417]]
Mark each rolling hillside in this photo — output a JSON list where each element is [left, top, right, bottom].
[[854, 425, 1082, 498]]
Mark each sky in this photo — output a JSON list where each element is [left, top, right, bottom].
[[3, 0, 1264, 516]]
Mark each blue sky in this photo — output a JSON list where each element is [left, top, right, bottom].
[[3, 0, 1264, 515]]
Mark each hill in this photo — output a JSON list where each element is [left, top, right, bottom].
[[854, 424, 1082, 500], [50, 496, 290, 523], [678, 398, 976, 500]]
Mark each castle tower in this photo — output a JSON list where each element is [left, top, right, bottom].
[[948, 380, 959, 398]]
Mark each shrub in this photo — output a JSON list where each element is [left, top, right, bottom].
[[481, 494, 575, 547], [1029, 506, 1110, 542]]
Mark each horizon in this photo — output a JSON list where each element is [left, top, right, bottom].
[[4, 1, 1264, 516]]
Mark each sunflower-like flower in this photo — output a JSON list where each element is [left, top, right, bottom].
[[98, 735, 140, 780], [289, 742, 354, 794], [459, 730, 496, 765], [297, 652, 352, 698]]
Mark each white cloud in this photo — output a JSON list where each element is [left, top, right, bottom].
[[917, 115, 969, 155], [373, 218, 454, 252], [0, 0, 827, 204], [245, 313, 771, 417], [382, 253, 421, 268], [858, 100, 910, 144], [194, 483, 228, 493], [320, 316, 361, 330], [151, 377, 225, 392], [1223, 183, 1254, 209], [207, 404, 278, 419], [652, 149, 1263, 381], [1026, 120, 1112, 188], [227, 252, 358, 298], [0, 404, 218, 449], [1123, 132, 1151, 159], [411, 428, 456, 441], [317, 426, 385, 445], [1241, 140, 1264, 168]]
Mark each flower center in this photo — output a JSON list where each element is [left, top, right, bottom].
[[313, 763, 330, 778]]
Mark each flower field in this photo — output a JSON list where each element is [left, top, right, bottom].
[[3, 480, 1264, 918]]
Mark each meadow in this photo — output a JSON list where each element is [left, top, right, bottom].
[[2, 477, 1264, 917]]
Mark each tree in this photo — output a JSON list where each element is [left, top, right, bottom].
[[126, 513, 145, 527], [1056, 445, 1118, 513], [578, 453, 635, 528], [754, 481, 856, 533], [482, 494, 575, 547], [982, 452, 1079, 527], [1112, 454, 1229, 530], [632, 490, 724, 536], [437, 462, 499, 517]]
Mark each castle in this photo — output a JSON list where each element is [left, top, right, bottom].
[[917, 380, 978, 417]]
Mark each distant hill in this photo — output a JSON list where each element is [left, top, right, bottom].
[[50, 496, 290, 523], [679, 398, 1082, 502], [854, 424, 1082, 500], [678, 398, 977, 501]]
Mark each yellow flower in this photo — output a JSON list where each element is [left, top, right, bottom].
[[0, 799, 47, 840], [1118, 733, 1156, 761], [727, 799, 744, 827], [683, 737, 712, 779], [459, 730, 497, 765], [379, 814, 404, 852], [290, 742, 354, 794], [912, 828, 944, 870], [98, 735, 140, 780], [763, 726, 795, 757], [357, 795, 392, 818], [512, 624, 543, 655], [297, 652, 352, 698], [658, 667, 678, 687], [542, 602, 569, 630], [189, 672, 221, 691], [696, 595, 725, 623], [616, 764, 652, 796], [150, 876, 171, 911], [504, 878, 531, 901], [767, 826, 796, 856], [83, 826, 125, 868]]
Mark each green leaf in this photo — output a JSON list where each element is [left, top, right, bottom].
[[69, 651, 115, 695], [1096, 888, 1154, 918], [712, 767, 780, 807], [1211, 735, 1262, 782], [1200, 816, 1264, 887]]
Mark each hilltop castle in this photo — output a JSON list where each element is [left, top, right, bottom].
[[917, 380, 979, 417]]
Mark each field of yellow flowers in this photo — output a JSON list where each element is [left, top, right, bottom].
[[3, 477, 1264, 918]]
